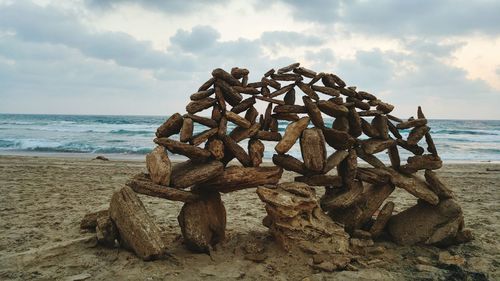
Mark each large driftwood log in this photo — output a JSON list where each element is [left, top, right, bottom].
[[397, 139, 425, 155], [372, 115, 389, 139], [170, 160, 224, 188], [396, 118, 427, 129], [231, 97, 256, 114], [295, 175, 343, 187], [225, 111, 251, 129], [156, 113, 183, 138], [356, 147, 386, 168], [203, 166, 283, 193], [424, 170, 454, 199], [321, 180, 363, 209], [272, 154, 310, 175], [126, 175, 200, 202], [303, 96, 324, 127], [221, 135, 252, 167], [109, 186, 169, 261], [212, 68, 241, 86], [186, 113, 218, 128], [277, 62, 300, 74], [322, 128, 355, 150], [80, 209, 109, 231], [283, 88, 296, 105], [146, 146, 172, 186], [400, 154, 442, 173], [206, 138, 224, 160], [179, 117, 194, 143], [361, 118, 380, 138], [275, 117, 310, 154], [255, 130, 282, 141], [407, 125, 430, 145], [317, 100, 348, 117], [190, 128, 218, 146], [300, 128, 326, 173], [229, 123, 260, 142], [198, 77, 215, 91], [186, 97, 216, 114], [155, 138, 211, 162], [361, 139, 395, 154], [297, 82, 319, 100], [248, 139, 264, 167], [323, 150, 349, 174], [190, 89, 214, 101], [245, 106, 259, 123], [384, 168, 439, 205], [348, 107, 362, 137], [356, 167, 391, 184], [332, 116, 350, 131], [370, 201, 395, 238]]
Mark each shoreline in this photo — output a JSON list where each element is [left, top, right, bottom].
[[0, 150, 499, 164]]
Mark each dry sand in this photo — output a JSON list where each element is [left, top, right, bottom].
[[0, 155, 498, 280]]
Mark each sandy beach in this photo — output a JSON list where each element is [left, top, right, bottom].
[[0, 155, 498, 280]]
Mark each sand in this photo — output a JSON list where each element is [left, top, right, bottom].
[[0, 155, 498, 280]]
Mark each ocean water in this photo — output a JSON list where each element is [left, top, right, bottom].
[[0, 114, 499, 162]]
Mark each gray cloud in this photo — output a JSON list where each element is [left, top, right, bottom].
[[84, 0, 228, 14], [260, 31, 325, 48]]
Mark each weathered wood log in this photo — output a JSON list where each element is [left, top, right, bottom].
[[372, 115, 389, 139], [216, 79, 242, 106], [337, 149, 357, 186], [396, 118, 427, 129], [331, 116, 350, 132], [407, 125, 430, 145], [217, 116, 227, 137], [347, 97, 370, 110], [361, 139, 395, 154], [261, 84, 271, 97], [203, 166, 283, 192], [295, 175, 343, 187], [277, 62, 300, 74], [255, 130, 282, 141], [322, 128, 356, 150], [242, 75, 248, 87], [170, 160, 224, 188], [358, 110, 384, 116], [272, 112, 300, 121], [317, 100, 349, 117], [221, 134, 252, 167], [231, 97, 256, 114], [339, 87, 357, 98], [275, 117, 310, 154], [212, 68, 241, 86], [384, 168, 439, 205], [214, 86, 226, 111], [396, 139, 424, 155], [179, 118, 194, 143], [388, 144, 401, 170], [109, 186, 169, 260], [178, 191, 226, 253], [126, 175, 200, 202], [297, 82, 319, 100], [401, 154, 442, 173], [361, 118, 380, 138], [322, 73, 346, 88], [248, 139, 264, 167], [425, 132, 438, 156], [262, 103, 273, 131], [198, 77, 215, 91], [300, 128, 326, 173], [245, 106, 259, 123], [273, 104, 307, 113], [156, 113, 183, 138], [424, 170, 454, 199], [272, 154, 309, 175], [232, 85, 260, 95], [387, 120, 403, 139], [269, 84, 294, 98], [96, 215, 118, 247], [308, 72, 324, 85], [271, 73, 302, 81], [229, 123, 260, 142], [387, 114, 403, 123], [231, 67, 249, 79], [185, 113, 218, 128], [369, 201, 394, 238], [311, 85, 340, 97], [417, 106, 426, 119], [376, 101, 394, 113], [284, 87, 296, 105], [355, 147, 386, 168], [293, 66, 316, 78], [155, 138, 211, 162], [269, 117, 279, 132], [348, 107, 362, 137], [211, 105, 222, 122], [356, 167, 391, 184], [186, 97, 216, 114], [190, 88, 215, 101], [80, 209, 109, 230], [323, 150, 349, 174], [225, 111, 251, 129], [190, 128, 218, 146], [255, 95, 286, 105], [321, 180, 363, 209], [146, 146, 171, 186], [303, 96, 324, 127], [206, 138, 224, 160], [262, 77, 281, 90], [358, 91, 377, 100]]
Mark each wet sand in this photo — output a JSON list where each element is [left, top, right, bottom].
[[0, 155, 498, 280]]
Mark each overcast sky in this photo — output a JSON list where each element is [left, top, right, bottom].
[[1, 0, 500, 119]]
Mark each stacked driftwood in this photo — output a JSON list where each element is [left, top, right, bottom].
[[81, 63, 471, 262]]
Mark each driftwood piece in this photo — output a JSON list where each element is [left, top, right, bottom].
[[126, 175, 200, 202], [297, 82, 319, 100], [401, 154, 442, 173], [356, 147, 386, 168], [275, 117, 310, 154], [295, 175, 343, 187], [312, 85, 340, 97], [190, 88, 215, 101], [293, 66, 316, 78], [384, 168, 439, 205], [272, 112, 300, 121], [186, 113, 218, 128], [269, 84, 294, 98], [231, 67, 249, 79], [302, 96, 324, 127], [263, 103, 273, 131], [369, 201, 395, 238], [80, 210, 109, 230], [387, 120, 403, 139], [155, 138, 211, 162], [170, 160, 224, 188], [271, 73, 302, 81], [212, 68, 241, 86], [358, 110, 384, 116], [397, 139, 425, 155], [347, 97, 370, 110], [356, 167, 391, 184], [277, 62, 300, 74], [264, 68, 275, 77], [361, 118, 380, 138], [358, 91, 376, 100], [178, 192, 226, 253], [322, 128, 355, 150], [214, 86, 226, 111], [190, 128, 218, 146], [317, 100, 348, 117], [203, 166, 283, 193], [230, 123, 260, 142], [323, 150, 349, 174], [284, 88, 296, 105], [331, 116, 349, 132], [156, 113, 183, 138], [233, 86, 260, 95], [217, 117, 227, 137], [96, 215, 118, 247], [216, 80, 242, 106], [361, 139, 396, 154], [300, 128, 326, 173], [248, 139, 265, 167], [245, 106, 259, 123], [376, 101, 394, 113], [425, 132, 438, 156], [424, 170, 454, 199], [206, 138, 224, 160], [231, 97, 256, 113], [269, 117, 279, 132], [337, 149, 357, 186], [186, 97, 216, 114], [180, 118, 194, 142], [274, 105, 307, 113], [272, 154, 309, 175], [225, 111, 251, 128], [407, 125, 430, 145], [322, 73, 346, 88], [348, 107, 362, 137], [308, 72, 325, 85], [146, 146, 172, 186], [198, 77, 215, 91], [396, 118, 427, 129], [321, 180, 363, 209], [372, 115, 389, 139], [221, 135, 252, 167], [109, 186, 169, 261], [388, 144, 401, 170], [255, 95, 286, 105], [255, 131, 282, 141]]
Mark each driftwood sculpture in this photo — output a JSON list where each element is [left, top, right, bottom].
[[81, 63, 472, 267]]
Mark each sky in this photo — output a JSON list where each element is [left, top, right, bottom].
[[1, 0, 500, 119]]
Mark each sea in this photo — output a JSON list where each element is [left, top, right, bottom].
[[0, 114, 499, 162]]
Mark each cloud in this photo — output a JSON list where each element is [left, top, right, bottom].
[[260, 31, 325, 48], [84, 0, 228, 14]]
